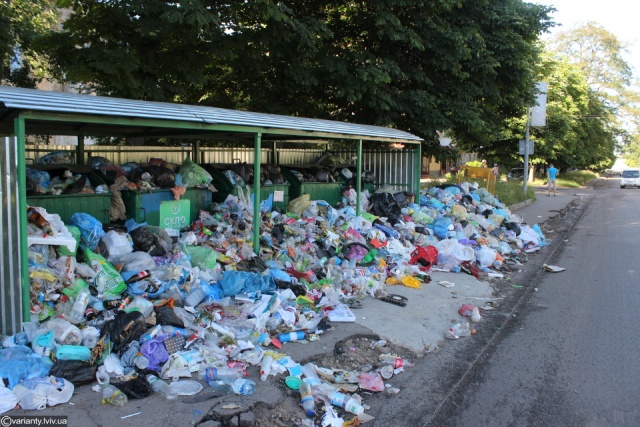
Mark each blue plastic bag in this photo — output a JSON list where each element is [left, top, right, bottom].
[[220, 271, 273, 297], [0, 346, 53, 389], [69, 213, 104, 251]]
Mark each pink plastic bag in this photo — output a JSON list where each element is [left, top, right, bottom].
[[358, 372, 385, 392]]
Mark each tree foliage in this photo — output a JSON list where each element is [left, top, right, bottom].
[[0, 0, 59, 87], [41, 0, 554, 154]]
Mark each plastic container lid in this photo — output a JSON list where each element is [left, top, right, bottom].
[[285, 376, 302, 390]]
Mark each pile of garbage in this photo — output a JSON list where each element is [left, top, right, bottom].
[[1, 179, 548, 420]]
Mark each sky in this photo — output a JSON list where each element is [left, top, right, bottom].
[[534, 0, 640, 76]]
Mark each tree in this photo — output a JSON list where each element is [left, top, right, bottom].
[[547, 22, 639, 167], [0, 0, 59, 87], [42, 0, 554, 154]]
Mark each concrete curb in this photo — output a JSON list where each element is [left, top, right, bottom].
[[508, 198, 534, 211]]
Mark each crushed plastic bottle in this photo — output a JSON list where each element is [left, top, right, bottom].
[[146, 374, 178, 400], [101, 384, 128, 407]]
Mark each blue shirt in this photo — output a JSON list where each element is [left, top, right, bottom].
[[548, 167, 559, 180]]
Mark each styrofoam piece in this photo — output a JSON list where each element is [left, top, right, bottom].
[[328, 304, 356, 322]]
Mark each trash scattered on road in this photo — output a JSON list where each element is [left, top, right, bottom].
[[543, 264, 566, 272]]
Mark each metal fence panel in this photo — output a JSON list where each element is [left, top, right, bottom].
[[24, 145, 418, 191], [1, 137, 23, 335]]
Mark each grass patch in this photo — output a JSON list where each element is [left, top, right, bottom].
[[532, 170, 598, 188], [495, 180, 535, 206]]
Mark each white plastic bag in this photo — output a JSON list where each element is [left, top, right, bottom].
[[101, 230, 134, 261], [476, 245, 497, 267], [12, 377, 74, 410], [45, 318, 82, 346], [0, 385, 19, 414], [435, 238, 475, 263]]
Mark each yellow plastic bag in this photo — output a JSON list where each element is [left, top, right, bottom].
[[287, 194, 312, 215], [401, 276, 422, 289]]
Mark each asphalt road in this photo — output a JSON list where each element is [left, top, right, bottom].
[[423, 177, 640, 427]]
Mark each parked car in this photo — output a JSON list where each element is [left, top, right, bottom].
[[507, 168, 524, 181], [620, 169, 640, 188]]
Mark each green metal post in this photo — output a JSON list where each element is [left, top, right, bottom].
[[253, 133, 262, 252], [16, 116, 30, 320], [76, 133, 85, 165], [356, 139, 363, 216], [193, 140, 200, 163], [272, 141, 277, 164], [415, 142, 422, 200]]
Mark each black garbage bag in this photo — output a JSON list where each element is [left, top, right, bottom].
[[49, 360, 97, 386], [130, 225, 172, 256], [88, 156, 112, 170], [313, 168, 330, 182], [62, 174, 87, 195], [393, 191, 411, 209], [503, 221, 521, 236], [112, 376, 153, 399], [236, 256, 268, 273], [155, 305, 185, 328], [275, 279, 307, 297], [370, 192, 402, 224], [231, 163, 253, 184], [134, 165, 175, 188], [482, 209, 493, 219], [271, 224, 286, 244], [101, 311, 147, 353], [363, 170, 375, 183]]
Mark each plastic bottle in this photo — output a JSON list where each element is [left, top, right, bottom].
[[135, 353, 150, 369], [101, 384, 128, 407], [139, 325, 162, 344], [68, 287, 91, 323], [146, 374, 178, 400], [161, 325, 190, 337], [299, 380, 315, 417], [379, 354, 414, 369], [200, 366, 248, 385], [260, 354, 274, 381], [277, 331, 305, 343], [185, 287, 206, 307], [125, 270, 151, 284], [313, 384, 364, 416]]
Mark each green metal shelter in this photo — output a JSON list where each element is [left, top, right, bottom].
[[0, 86, 422, 335]]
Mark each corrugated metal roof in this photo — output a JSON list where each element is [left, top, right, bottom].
[[0, 86, 422, 143]]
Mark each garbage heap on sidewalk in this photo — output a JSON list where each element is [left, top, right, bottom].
[[2, 162, 548, 422]]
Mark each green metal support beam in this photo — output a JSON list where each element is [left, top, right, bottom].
[[16, 116, 29, 321], [253, 133, 262, 252], [76, 133, 85, 165], [356, 139, 363, 216], [16, 111, 422, 144], [415, 142, 422, 200]]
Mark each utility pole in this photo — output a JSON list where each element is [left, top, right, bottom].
[[523, 107, 531, 193]]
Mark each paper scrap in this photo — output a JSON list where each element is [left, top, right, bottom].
[[273, 190, 284, 202], [543, 264, 566, 272], [438, 280, 455, 288]]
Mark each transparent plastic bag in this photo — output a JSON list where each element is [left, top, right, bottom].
[[13, 376, 74, 410]]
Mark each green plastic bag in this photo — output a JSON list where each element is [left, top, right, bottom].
[[84, 248, 127, 299], [183, 245, 219, 270], [180, 157, 213, 188], [58, 226, 81, 256]]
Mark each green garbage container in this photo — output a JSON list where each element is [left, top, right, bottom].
[[27, 193, 112, 224], [120, 188, 212, 226], [281, 166, 344, 207], [202, 164, 290, 211]]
